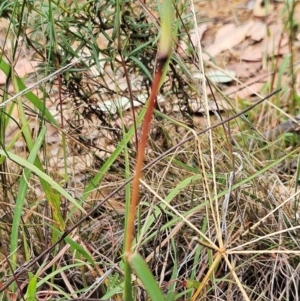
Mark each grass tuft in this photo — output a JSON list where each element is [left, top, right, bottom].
[[0, 0, 300, 300]]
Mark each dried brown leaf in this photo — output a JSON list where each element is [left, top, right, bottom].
[[204, 21, 254, 60]]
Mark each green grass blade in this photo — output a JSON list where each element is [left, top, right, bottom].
[[47, 225, 94, 264], [0, 149, 85, 212], [9, 125, 46, 275], [128, 56, 153, 80], [26, 275, 38, 301], [128, 252, 166, 301], [11, 71, 66, 233], [127, 39, 154, 57]]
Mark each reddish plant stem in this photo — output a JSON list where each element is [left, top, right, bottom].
[[125, 57, 166, 254]]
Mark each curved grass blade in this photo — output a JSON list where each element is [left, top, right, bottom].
[[0, 150, 85, 212]]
